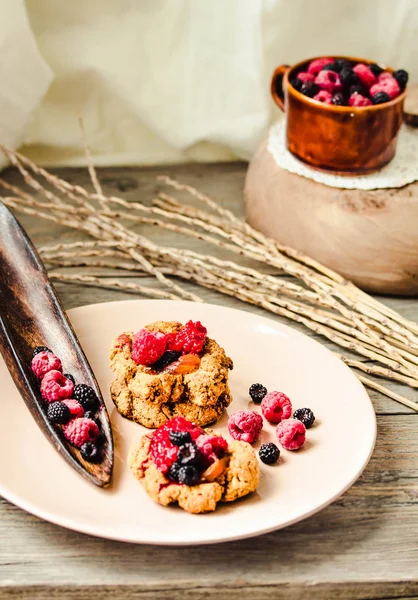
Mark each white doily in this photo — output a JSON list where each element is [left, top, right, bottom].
[[267, 117, 418, 190]]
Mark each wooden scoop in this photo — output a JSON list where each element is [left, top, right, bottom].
[[0, 202, 113, 487]]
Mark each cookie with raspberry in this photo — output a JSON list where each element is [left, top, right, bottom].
[[109, 321, 233, 428], [128, 418, 259, 513]]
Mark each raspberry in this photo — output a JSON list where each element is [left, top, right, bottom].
[[313, 90, 333, 104], [32, 346, 51, 357], [378, 71, 392, 82], [315, 70, 342, 93], [261, 391, 292, 424], [64, 417, 100, 447], [307, 57, 334, 76], [369, 63, 384, 77], [352, 63, 377, 87], [47, 401, 71, 425], [169, 321, 207, 355], [249, 383, 267, 404], [165, 332, 183, 353], [131, 328, 167, 365], [331, 93, 346, 106], [259, 442, 280, 465], [80, 442, 100, 463], [372, 91, 390, 105], [150, 433, 178, 473], [150, 417, 203, 473], [296, 71, 315, 83], [73, 384, 99, 410], [228, 410, 263, 443], [293, 407, 315, 429], [300, 82, 320, 98], [393, 69, 408, 90], [167, 416, 202, 439], [61, 399, 84, 418], [349, 94, 372, 107], [40, 370, 74, 402], [196, 434, 228, 466], [31, 351, 62, 379], [370, 77, 400, 100], [276, 418, 306, 450]]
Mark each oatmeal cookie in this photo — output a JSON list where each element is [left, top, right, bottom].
[[128, 426, 259, 514], [110, 321, 233, 428]]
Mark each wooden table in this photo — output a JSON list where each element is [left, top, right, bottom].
[[1, 163, 417, 600]]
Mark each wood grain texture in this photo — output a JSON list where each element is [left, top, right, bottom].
[[0, 163, 417, 600], [245, 137, 418, 295]]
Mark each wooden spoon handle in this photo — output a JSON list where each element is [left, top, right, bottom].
[[0, 202, 113, 487]]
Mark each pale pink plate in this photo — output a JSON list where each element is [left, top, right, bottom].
[[0, 300, 376, 545]]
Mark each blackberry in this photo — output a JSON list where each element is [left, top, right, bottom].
[[293, 407, 315, 429], [33, 346, 51, 357], [73, 384, 99, 410], [322, 63, 340, 73], [259, 443, 280, 465], [372, 91, 390, 105], [369, 63, 384, 77], [249, 383, 267, 404], [349, 84, 367, 97], [47, 401, 71, 425], [152, 350, 181, 371], [300, 82, 320, 98], [80, 442, 100, 463], [340, 68, 359, 86], [169, 430, 192, 446], [290, 77, 303, 92], [177, 465, 200, 486], [177, 442, 202, 466], [334, 58, 352, 71], [167, 462, 181, 482], [393, 69, 408, 90], [331, 92, 346, 106], [95, 433, 105, 448], [64, 373, 75, 384]]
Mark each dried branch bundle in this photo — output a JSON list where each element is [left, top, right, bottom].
[[1, 143, 417, 413]]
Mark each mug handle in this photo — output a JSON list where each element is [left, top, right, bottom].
[[271, 64, 289, 111]]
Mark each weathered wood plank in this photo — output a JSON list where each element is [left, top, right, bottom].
[[1, 585, 418, 600]]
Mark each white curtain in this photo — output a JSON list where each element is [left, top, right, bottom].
[[0, 0, 417, 168]]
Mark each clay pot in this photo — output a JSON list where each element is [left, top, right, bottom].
[[244, 136, 418, 296], [271, 56, 406, 174]]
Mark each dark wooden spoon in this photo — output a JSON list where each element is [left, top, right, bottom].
[[0, 202, 113, 487]]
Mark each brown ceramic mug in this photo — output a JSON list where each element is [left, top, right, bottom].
[[271, 55, 407, 173]]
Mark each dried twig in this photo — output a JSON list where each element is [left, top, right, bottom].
[[2, 144, 418, 409]]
